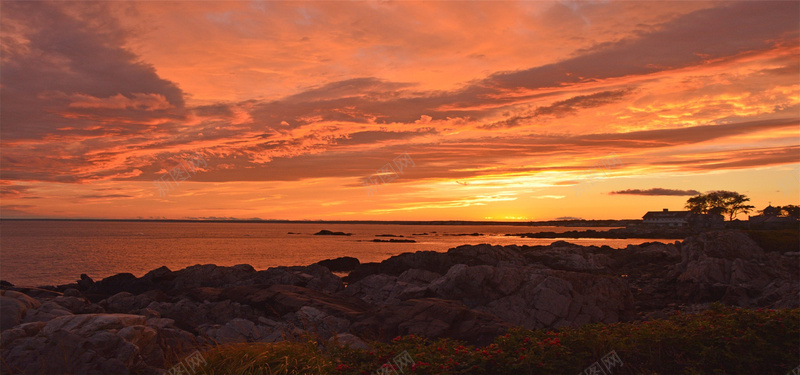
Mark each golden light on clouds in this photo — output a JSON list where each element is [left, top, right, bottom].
[[1, 1, 798, 220]]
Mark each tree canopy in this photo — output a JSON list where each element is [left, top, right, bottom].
[[758, 204, 800, 218], [685, 191, 755, 220], [782, 204, 800, 218]]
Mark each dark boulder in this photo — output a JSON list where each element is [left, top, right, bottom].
[[352, 298, 511, 345], [316, 257, 361, 272]]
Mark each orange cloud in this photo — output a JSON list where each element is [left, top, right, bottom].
[[1, 1, 798, 220]]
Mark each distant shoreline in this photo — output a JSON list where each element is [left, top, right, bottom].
[[0, 218, 638, 227]]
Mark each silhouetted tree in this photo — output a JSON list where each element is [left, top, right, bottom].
[[686, 194, 721, 214], [685, 191, 754, 220], [757, 205, 782, 216], [781, 204, 800, 219]]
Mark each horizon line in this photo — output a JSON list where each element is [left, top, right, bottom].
[[0, 218, 642, 225]]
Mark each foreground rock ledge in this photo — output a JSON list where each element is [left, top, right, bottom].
[[1, 231, 797, 374]]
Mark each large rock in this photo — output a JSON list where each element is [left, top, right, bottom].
[[293, 305, 351, 338], [41, 314, 144, 336], [446, 244, 527, 267], [670, 231, 799, 307], [522, 242, 612, 271], [352, 298, 512, 345], [198, 318, 282, 344], [316, 256, 360, 272], [427, 264, 634, 329], [329, 332, 370, 350], [53, 295, 104, 314], [222, 284, 368, 320], [102, 291, 160, 313], [342, 274, 404, 305], [428, 264, 527, 305], [341, 268, 444, 305], [0, 290, 40, 331], [1, 313, 198, 375], [346, 244, 526, 283], [1, 322, 45, 347], [145, 298, 258, 333], [168, 264, 257, 291], [21, 300, 73, 325], [82, 263, 345, 303], [87, 272, 152, 300], [253, 265, 344, 294]]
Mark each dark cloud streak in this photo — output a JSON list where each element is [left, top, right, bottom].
[[610, 188, 701, 196], [481, 89, 631, 129]]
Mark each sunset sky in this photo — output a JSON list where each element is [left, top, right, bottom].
[[1, 1, 798, 221]]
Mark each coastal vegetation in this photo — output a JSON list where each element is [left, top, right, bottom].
[[744, 229, 800, 254], [179, 304, 799, 375]]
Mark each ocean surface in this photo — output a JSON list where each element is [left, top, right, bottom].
[[0, 220, 674, 287]]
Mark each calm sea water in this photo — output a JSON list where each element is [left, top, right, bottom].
[[0, 221, 671, 287]]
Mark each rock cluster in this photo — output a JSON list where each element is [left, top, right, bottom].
[[1, 230, 796, 374], [669, 231, 799, 308]]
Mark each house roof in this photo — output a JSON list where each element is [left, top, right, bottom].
[[749, 215, 796, 223], [642, 211, 694, 220]]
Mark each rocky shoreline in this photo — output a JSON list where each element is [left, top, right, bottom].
[[506, 225, 700, 239], [1, 230, 798, 374]]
